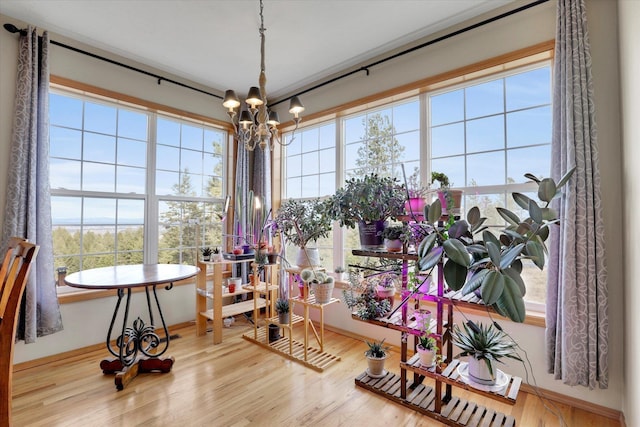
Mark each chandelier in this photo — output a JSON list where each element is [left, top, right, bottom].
[[222, 0, 304, 151]]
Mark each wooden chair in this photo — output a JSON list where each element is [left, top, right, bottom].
[[0, 238, 39, 427]]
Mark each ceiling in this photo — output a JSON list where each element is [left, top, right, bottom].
[[0, 0, 517, 101]]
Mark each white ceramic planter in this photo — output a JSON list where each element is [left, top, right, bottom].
[[468, 357, 497, 385], [296, 247, 320, 268], [417, 345, 436, 368]]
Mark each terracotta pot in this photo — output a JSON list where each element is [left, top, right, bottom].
[[366, 355, 387, 378]]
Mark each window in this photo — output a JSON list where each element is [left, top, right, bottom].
[[428, 64, 551, 308], [282, 60, 551, 311], [50, 88, 227, 289], [282, 121, 337, 267]]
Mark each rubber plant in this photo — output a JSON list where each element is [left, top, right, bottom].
[[416, 168, 575, 323]]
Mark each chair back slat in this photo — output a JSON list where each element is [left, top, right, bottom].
[[0, 238, 39, 427]]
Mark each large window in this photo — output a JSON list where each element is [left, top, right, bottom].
[[282, 61, 551, 310], [50, 88, 227, 289]]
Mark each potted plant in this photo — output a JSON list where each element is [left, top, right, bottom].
[[430, 171, 462, 215], [329, 173, 406, 250], [452, 321, 521, 386], [275, 298, 290, 324], [343, 273, 391, 320], [415, 168, 575, 323], [300, 268, 335, 304], [273, 198, 332, 267], [404, 167, 430, 216], [417, 335, 438, 368], [201, 247, 212, 261], [380, 224, 406, 252], [211, 247, 223, 262], [364, 338, 390, 378], [334, 266, 347, 281]]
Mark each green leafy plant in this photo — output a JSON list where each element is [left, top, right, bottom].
[[430, 171, 451, 189], [418, 335, 437, 351], [273, 199, 332, 248], [212, 247, 220, 254], [275, 298, 290, 314], [329, 173, 406, 228], [343, 273, 391, 320], [416, 168, 575, 323], [452, 321, 521, 377], [380, 224, 406, 240], [365, 338, 390, 358]]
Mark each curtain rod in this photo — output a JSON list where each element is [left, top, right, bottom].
[[4, 0, 549, 107], [269, 0, 550, 108], [2, 23, 223, 100]]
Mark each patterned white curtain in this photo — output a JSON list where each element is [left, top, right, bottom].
[[546, 0, 608, 389], [1, 26, 63, 342]]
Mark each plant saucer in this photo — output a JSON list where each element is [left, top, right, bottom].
[[366, 369, 388, 379]]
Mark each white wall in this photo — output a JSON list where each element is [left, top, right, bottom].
[[0, 0, 628, 417], [618, 1, 640, 426]]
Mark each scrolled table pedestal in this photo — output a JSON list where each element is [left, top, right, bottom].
[[100, 356, 175, 390]]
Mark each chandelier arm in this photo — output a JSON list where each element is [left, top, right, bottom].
[[223, 0, 303, 151]]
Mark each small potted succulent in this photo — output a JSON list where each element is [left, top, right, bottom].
[[334, 266, 347, 281], [211, 247, 223, 262], [343, 274, 391, 320], [431, 171, 462, 215], [452, 321, 521, 386], [201, 246, 212, 261], [275, 298, 290, 324], [417, 335, 438, 368], [364, 338, 390, 378], [379, 224, 406, 252], [300, 268, 335, 304], [404, 167, 430, 216]]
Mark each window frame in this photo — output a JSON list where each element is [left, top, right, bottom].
[[49, 80, 230, 295], [277, 47, 553, 315]]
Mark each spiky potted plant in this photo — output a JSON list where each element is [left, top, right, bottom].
[[417, 335, 438, 368], [275, 298, 290, 324], [201, 247, 212, 261], [365, 338, 390, 378], [452, 321, 521, 386]]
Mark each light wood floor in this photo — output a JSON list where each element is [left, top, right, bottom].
[[11, 317, 620, 427]]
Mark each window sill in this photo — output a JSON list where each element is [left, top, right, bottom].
[[57, 276, 197, 305]]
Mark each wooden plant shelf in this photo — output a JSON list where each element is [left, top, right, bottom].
[[355, 370, 516, 427], [200, 298, 266, 320], [242, 326, 340, 372], [401, 355, 522, 406], [351, 311, 438, 336]]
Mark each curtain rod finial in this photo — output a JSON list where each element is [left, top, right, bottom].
[[3, 23, 23, 34]]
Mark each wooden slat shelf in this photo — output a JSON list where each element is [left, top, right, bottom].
[[351, 249, 418, 261], [266, 313, 304, 327], [243, 326, 340, 372], [400, 355, 522, 406], [351, 239, 521, 425], [290, 294, 341, 308], [351, 312, 439, 336], [355, 370, 516, 427], [200, 298, 266, 320]]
